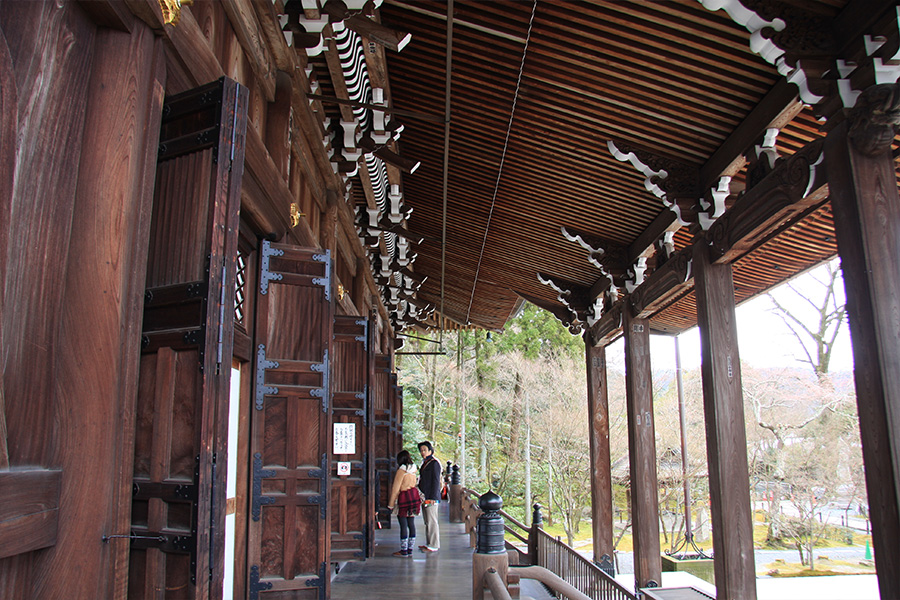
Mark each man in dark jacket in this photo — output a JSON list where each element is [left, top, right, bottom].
[[417, 441, 442, 552]]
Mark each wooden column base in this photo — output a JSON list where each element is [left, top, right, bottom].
[[472, 552, 509, 600]]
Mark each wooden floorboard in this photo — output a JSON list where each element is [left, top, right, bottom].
[[331, 503, 554, 599]]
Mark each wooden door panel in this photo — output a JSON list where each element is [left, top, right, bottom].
[[130, 78, 247, 600], [373, 354, 393, 528], [330, 316, 373, 560], [250, 241, 333, 600]]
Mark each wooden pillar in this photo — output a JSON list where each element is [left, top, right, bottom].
[[623, 311, 661, 589], [585, 338, 614, 572], [693, 240, 756, 599], [824, 84, 900, 595]]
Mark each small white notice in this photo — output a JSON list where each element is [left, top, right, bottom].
[[337, 461, 351, 476], [333, 422, 356, 455]]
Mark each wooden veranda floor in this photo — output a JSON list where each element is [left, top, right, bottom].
[[331, 503, 553, 599]]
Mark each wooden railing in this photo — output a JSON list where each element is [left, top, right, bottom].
[[534, 528, 637, 600], [461, 486, 637, 600]]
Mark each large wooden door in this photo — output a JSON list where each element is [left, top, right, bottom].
[[131, 78, 248, 599], [373, 354, 394, 528], [249, 241, 334, 599], [330, 315, 375, 560]]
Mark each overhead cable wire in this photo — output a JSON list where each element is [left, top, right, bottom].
[[464, 0, 538, 325], [439, 0, 453, 344]]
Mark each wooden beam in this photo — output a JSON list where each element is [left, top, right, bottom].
[[221, 0, 277, 101], [585, 341, 614, 573], [588, 300, 623, 347], [243, 123, 314, 244], [628, 247, 692, 319], [0, 469, 61, 559], [250, 0, 296, 72], [693, 239, 756, 598], [707, 139, 828, 264], [698, 79, 802, 189], [825, 99, 900, 595], [623, 312, 661, 588]]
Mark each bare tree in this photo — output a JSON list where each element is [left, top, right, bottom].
[[776, 418, 844, 570], [767, 259, 846, 382]]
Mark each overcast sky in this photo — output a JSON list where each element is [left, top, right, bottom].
[[609, 260, 855, 374]]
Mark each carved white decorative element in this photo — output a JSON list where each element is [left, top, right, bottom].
[[345, 0, 368, 9], [301, 0, 318, 9], [660, 231, 676, 260], [836, 60, 857, 79], [306, 36, 326, 57], [299, 14, 330, 33], [279, 14, 293, 46], [340, 120, 362, 163], [804, 148, 825, 198], [608, 282, 619, 305], [700, 0, 785, 60], [874, 57, 900, 85], [894, 8, 900, 60], [366, 208, 381, 245], [607, 140, 667, 198], [397, 238, 411, 266], [305, 65, 320, 98], [865, 35, 887, 56], [699, 176, 731, 230], [388, 184, 404, 224], [561, 226, 603, 253], [537, 273, 568, 306], [625, 257, 648, 294], [379, 255, 392, 278], [698, 1, 836, 105], [587, 297, 604, 327], [838, 79, 861, 108], [783, 61, 824, 104], [371, 87, 390, 144], [606, 140, 669, 198], [663, 198, 691, 228], [387, 286, 400, 305]]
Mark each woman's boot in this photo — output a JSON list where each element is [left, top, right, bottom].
[[393, 537, 407, 557]]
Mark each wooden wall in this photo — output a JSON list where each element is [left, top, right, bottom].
[[0, 2, 165, 598], [0, 1, 397, 598]]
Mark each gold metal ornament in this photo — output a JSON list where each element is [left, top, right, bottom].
[[290, 203, 305, 228], [159, 0, 193, 26]]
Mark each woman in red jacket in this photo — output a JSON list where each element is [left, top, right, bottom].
[[387, 450, 420, 556]]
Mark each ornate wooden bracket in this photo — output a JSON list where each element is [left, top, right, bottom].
[[515, 291, 583, 334], [707, 138, 826, 263], [702, 0, 900, 116], [607, 140, 730, 229], [628, 247, 693, 319], [561, 226, 629, 275], [537, 273, 593, 322], [848, 82, 900, 156]]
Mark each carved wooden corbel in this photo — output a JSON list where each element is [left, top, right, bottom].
[[589, 299, 624, 346], [537, 273, 592, 323], [608, 139, 702, 227], [561, 225, 630, 275], [848, 83, 900, 156], [516, 291, 583, 334], [628, 248, 693, 318], [707, 138, 825, 263]]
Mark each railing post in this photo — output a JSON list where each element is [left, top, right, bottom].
[[472, 491, 508, 600], [527, 503, 542, 566], [449, 465, 463, 522]]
